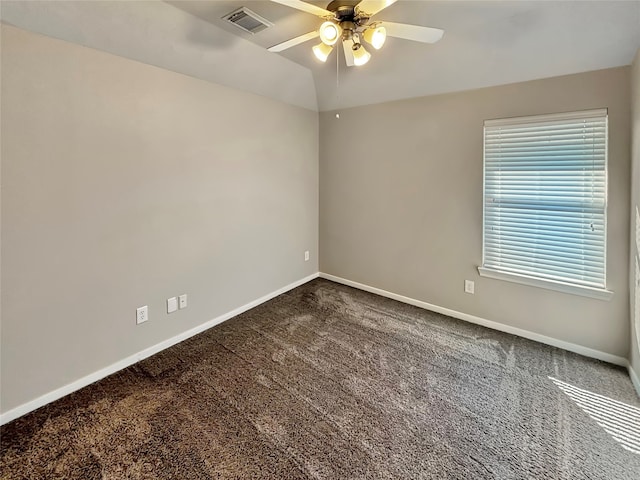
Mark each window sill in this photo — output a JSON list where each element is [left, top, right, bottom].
[[477, 267, 613, 301]]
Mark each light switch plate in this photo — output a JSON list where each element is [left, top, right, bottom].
[[464, 280, 475, 294], [167, 297, 178, 313]]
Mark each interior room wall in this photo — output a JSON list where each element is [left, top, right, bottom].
[[0, 25, 319, 415], [320, 67, 631, 359], [631, 49, 640, 381]]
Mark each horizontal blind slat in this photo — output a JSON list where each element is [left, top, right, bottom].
[[483, 253, 604, 273], [485, 173, 605, 179], [485, 255, 605, 271], [485, 140, 605, 146], [485, 126, 606, 137], [485, 190, 606, 198], [487, 203, 604, 213], [485, 217, 604, 231], [485, 243, 604, 257], [485, 233, 604, 249], [486, 163, 604, 170], [486, 228, 604, 242], [485, 210, 604, 223], [485, 119, 606, 133], [485, 244, 604, 260]]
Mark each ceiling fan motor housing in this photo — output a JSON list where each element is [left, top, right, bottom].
[[326, 0, 371, 29]]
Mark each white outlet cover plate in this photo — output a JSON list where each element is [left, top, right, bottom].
[[167, 297, 178, 313], [179, 294, 187, 309], [136, 305, 148, 324]]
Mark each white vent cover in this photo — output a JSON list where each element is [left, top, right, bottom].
[[223, 7, 273, 34]]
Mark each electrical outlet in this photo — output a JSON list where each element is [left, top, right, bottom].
[[179, 294, 187, 309], [167, 297, 178, 313], [136, 305, 148, 325], [464, 280, 475, 294], [304, 250, 310, 261]]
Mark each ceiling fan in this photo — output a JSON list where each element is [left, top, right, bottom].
[[267, 0, 444, 67]]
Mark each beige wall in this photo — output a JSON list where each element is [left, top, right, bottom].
[[631, 49, 640, 378], [0, 23, 635, 417], [320, 67, 631, 358], [0, 25, 319, 414]]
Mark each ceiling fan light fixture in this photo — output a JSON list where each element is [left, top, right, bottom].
[[351, 43, 371, 66], [319, 21, 342, 46], [312, 42, 333, 62], [363, 26, 386, 50], [267, 0, 444, 69]]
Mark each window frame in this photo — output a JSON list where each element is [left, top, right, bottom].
[[478, 109, 613, 300]]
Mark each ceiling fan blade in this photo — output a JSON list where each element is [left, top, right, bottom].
[[270, 0, 333, 18], [381, 22, 444, 44], [342, 38, 355, 67], [355, 0, 398, 17], [268, 31, 319, 52]]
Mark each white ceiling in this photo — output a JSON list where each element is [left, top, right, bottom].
[[2, 1, 640, 112], [0, 0, 317, 110]]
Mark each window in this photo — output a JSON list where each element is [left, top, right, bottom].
[[479, 109, 611, 299]]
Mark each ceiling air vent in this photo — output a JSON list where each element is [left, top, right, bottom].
[[223, 7, 273, 34]]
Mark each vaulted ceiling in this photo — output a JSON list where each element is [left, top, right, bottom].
[[2, 1, 639, 112]]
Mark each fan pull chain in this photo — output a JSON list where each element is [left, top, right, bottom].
[[335, 43, 340, 119]]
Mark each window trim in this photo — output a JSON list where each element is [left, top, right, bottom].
[[480, 108, 612, 300], [477, 266, 613, 300]]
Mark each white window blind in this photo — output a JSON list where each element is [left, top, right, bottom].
[[481, 109, 608, 294]]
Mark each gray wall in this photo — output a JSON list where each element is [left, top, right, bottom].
[[0, 25, 319, 414], [631, 49, 640, 378], [320, 67, 631, 358]]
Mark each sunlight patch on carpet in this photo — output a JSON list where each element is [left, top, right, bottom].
[[549, 376, 640, 454]]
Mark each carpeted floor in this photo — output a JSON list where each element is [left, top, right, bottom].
[[1, 278, 639, 479]]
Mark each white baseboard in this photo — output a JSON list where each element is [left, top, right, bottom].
[[629, 364, 640, 398], [0, 272, 320, 426], [4, 271, 634, 425], [319, 273, 628, 367]]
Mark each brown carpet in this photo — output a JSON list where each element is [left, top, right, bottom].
[[1, 278, 639, 479]]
